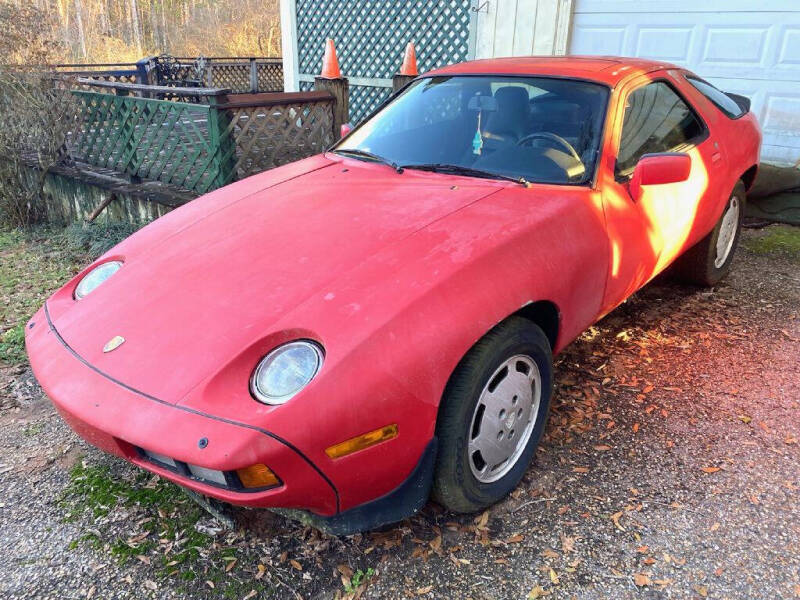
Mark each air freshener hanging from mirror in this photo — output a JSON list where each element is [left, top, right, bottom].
[[472, 110, 483, 155]]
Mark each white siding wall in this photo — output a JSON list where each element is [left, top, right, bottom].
[[570, 0, 800, 166], [475, 0, 573, 58]]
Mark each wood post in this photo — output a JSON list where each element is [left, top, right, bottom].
[[207, 96, 237, 188], [86, 193, 117, 223], [392, 74, 415, 92], [249, 58, 259, 93], [314, 76, 349, 136], [135, 56, 156, 97]]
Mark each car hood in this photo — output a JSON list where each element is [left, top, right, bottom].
[[49, 157, 501, 402]]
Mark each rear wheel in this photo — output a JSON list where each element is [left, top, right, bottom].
[[432, 317, 553, 513], [673, 181, 745, 286]]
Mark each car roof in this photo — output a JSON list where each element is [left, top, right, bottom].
[[426, 56, 679, 87]]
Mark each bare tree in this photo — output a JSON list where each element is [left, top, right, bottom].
[[73, 0, 87, 58], [129, 0, 142, 55]]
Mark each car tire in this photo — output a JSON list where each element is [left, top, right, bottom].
[[432, 317, 553, 513], [672, 181, 745, 287]]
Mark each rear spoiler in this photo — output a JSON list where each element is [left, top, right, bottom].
[[726, 92, 751, 114]]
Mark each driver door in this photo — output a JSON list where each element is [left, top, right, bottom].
[[599, 75, 726, 312]]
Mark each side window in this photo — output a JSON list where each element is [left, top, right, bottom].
[[685, 75, 745, 119], [616, 81, 705, 175]]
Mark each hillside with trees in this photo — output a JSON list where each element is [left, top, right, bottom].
[[8, 0, 281, 64]]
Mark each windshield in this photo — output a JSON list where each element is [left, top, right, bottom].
[[334, 75, 609, 185]]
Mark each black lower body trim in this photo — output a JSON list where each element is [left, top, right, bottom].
[[273, 437, 438, 536]]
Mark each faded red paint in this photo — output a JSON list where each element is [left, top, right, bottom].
[[26, 57, 761, 516]]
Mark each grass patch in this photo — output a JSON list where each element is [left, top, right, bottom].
[[743, 224, 800, 259], [62, 459, 264, 595], [0, 222, 141, 366]]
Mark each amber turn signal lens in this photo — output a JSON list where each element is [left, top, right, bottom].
[[236, 463, 280, 489], [325, 424, 398, 459]]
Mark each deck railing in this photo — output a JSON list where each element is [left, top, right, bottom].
[[55, 57, 283, 94], [67, 80, 335, 196], [69, 86, 235, 194]]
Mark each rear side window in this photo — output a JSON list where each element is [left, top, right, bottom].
[[685, 75, 745, 119], [617, 81, 706, 174]]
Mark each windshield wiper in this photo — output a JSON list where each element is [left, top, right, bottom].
[[400, 163, 530, 187], [332, 148, 403, 173]]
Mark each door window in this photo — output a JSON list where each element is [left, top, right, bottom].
[[616, 81, 706, 175]]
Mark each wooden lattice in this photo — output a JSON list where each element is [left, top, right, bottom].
[[208, 64, 250, 91], [220, 95, 334, 179], [257, 62, 283, 92], [61, 70, 139, 95], [206, 60, 283, 93], [70, 91, 235, 194]]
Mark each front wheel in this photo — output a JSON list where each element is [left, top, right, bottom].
[[432, 317, 553, 513], [673, 181, 745, 286]]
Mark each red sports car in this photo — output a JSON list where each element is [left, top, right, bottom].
[[27, 57, 760, 534]]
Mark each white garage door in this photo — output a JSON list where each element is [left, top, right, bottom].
[[570, 0, 800, 166]]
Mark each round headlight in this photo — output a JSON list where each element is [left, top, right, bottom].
[[251, 341, 323, 405], [74, 261, 123, 299]]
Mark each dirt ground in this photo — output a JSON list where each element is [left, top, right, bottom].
[[1, 225, 799, 600]]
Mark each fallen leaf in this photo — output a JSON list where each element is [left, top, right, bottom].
[[549, 568, 559, 584], [415, 585, 434, 595], [594, 445, 612, 451], [634, 573, 652, 586], [337, 564, 354, 578], [506, 534, 524, 543], [737, 415, 752, 424], [694, 584, 708, 597], [632, 422, 640, 433], [527, 586, 549, 599], [289, 559, 302, 571], [636, 545, 649, 554], [701, 467, 721, 474], [572, 467, 589, 473], [610, 511, 625, 531], [475, 511, 489, 528]]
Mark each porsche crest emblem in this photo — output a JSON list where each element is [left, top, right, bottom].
[[103, 335, 125, 353]]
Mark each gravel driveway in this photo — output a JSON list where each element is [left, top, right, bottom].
[[1, 225, 798, 600]]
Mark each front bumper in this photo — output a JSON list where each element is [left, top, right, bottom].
[[26, 305, 339, 516]]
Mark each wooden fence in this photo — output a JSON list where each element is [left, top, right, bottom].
[[218, 91, 335, 179], [67, 80, 335, 196]]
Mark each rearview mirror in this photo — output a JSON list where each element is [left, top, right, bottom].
[[467, 95, 498, 112], [340, 122, 353, 138], [630, 152, 691, 201]]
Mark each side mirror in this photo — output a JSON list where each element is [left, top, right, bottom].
[[630, 152, 691, 201], [340, 122, 353, 138]]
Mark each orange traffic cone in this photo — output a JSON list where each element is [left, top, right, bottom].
[[320, 38, 342, 79], [400, 42, 418, 76]]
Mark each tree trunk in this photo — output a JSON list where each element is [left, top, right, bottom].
[[98, 0, 108, 35], [129, 0, 142, 56], [73, 0, 87, 58]]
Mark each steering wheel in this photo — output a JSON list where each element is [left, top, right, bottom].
[[517, 132, 581, 161]]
